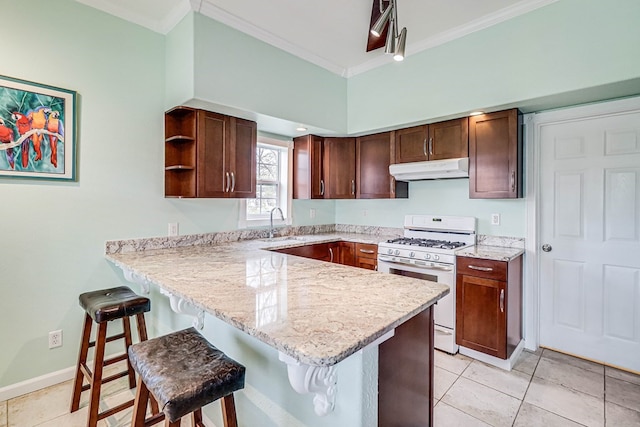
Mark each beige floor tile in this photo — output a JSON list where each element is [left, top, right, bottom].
[[605, 401, 640, 427], [441, 377, 521, 427], [35, 406, 89, 427], [0, 400, 6, 427], [606, 366, 640, 386], [514, 402, 583, 427], [605, 376, 640, 412], [542, 349, 604, 375], [524, 377, 604, 427], [534, 357, 604, 398], [434, 350, 472, 375], [433, 401, 492, 427], [513, 350, 541, 375], [8, 381, 72, 427], [434, 367, 458, 400], [462, 360, 531, 399]]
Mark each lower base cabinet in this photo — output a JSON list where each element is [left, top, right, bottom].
[[272, 241, 378, 270], [455, 255, 522, 359]]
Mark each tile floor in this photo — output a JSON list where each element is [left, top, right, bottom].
[[1, 349, 639, 426], [434, 348, 640, 427]]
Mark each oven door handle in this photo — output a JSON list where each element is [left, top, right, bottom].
[[378, 257, 453, 271]]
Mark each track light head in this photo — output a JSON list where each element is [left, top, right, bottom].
[[370, 4, 393, 37], [393, 27, 407, 61]]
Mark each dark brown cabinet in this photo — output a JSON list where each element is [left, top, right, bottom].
[[456, 255, 522, 359], [354, 243, 378, 270], [469, 109, 522, 199], [323, 137, 356, 199], [357, 132, 407, 199], [293, 135, 325, 199], [394, 118, 469, 164], [165, 107, 256, 198]]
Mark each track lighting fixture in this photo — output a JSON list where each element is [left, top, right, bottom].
[[369, 0, 407, 61]]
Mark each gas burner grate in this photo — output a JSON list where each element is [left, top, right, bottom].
[[386, 237, 467, 249]]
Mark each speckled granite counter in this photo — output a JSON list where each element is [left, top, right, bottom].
[[106, 232, 449, 367], [456, 245, 524, 262]]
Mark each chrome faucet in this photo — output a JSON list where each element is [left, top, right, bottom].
[[269, 207, 284, 239]]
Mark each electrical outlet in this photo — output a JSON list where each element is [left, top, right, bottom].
[[309, 209, 316, 219], [491, 213, 501, 226], [49, 330, 62, 349], [168, 222, 179, 236]]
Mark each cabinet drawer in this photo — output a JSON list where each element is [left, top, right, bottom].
[[355, 243, 377, 259], [456, 257, 507, 281]]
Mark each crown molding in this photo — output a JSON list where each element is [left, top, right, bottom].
[[196, 0, 348, 76], [347, 0, 559, 77]]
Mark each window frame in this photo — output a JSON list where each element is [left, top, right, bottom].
[[239, 136, 293, 229]]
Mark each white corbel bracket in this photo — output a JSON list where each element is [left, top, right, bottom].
[[278, 352, 337, 416], [122, 268, 152, 294], [159, 288, 205, 330]]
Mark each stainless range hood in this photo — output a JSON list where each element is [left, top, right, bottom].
[[389, 158, 469, 181]]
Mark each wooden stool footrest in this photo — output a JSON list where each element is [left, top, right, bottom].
[[88, 332, 126, 348], [96, 398, 134, 421]]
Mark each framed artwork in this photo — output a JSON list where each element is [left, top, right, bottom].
[[0, 75, 77, 180]]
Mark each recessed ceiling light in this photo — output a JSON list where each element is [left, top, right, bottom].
[[469, 111, 484, 116], [296, 126, 307, 132]]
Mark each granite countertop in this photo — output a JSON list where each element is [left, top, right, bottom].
[[455, 245, 524, 262], [106, 232, 449, 367]]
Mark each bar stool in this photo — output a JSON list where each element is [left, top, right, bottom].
[[70, 286, 152, 427], [128, 327, 246, 427]]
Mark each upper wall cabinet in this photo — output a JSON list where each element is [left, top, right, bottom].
[[394, 118, 469, 164], [469, 109, 522, 199], [164, 107, 256, 198], [357, 132, 407, 199], [324, 137, 357, 199], [293, 134, 325, 199]]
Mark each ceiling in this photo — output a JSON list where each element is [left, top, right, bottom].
[[76, 0, 557, 77]]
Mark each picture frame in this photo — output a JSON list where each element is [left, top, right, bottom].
[[0, 75, 77, 181]]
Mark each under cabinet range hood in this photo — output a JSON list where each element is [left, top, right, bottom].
[[389, 157, 469, 181]]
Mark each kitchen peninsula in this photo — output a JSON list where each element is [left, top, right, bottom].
[[105, 231, 449, 427]]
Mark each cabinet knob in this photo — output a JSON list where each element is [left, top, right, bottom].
[[542, 244, 552, 252]]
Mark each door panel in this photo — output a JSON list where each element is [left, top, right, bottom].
[[539, 109, 640, 372]]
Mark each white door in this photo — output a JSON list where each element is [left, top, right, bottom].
[[538, 106, 640, 372]]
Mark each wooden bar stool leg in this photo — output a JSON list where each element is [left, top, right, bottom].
[[221, 394, 238, 427], [192, 409, 204, 427], [122, 316, 137, 389], [165, 419, 181, 427], [136, 313, 148, 341], [70, 313, 92, 412], [86, 322, 107, 427], [131, 377, 150, 427]]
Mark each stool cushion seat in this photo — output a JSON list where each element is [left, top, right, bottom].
[[79, 286, 150, 323], [128, 327, 245, 423]]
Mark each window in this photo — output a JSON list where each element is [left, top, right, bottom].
[[240, 137, 292, 227]]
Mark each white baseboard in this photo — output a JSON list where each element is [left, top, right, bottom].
[[0, 366, 76, 401], [459, 340, 525, 371]]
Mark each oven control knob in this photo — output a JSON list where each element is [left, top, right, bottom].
[[425, 254, 431, 260], [394, 250, 400, 256], [387, 249, 393, 255], [433, 254, 440, 261], [410, 251, 415, 258]]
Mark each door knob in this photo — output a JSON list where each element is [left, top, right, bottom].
[[542, 244, 552, 252]]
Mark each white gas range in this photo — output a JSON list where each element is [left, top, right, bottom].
[[377, 215, 477, 354]]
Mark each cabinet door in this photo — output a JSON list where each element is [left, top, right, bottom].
[[456, 274, 507, 358], [229, 117, 256, 198], [429, 117, 469, 160], [469, 109, 522, 199], [357, 132, 396, 199], [197, 110, 228, 198], [293, 135, 325, 199], [394, 125, 428, 163], [324, 137, 356, 199], [340, 242, 356, 266]]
